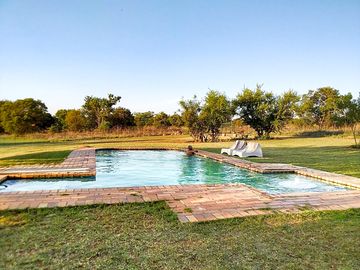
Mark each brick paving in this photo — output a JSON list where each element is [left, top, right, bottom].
[[195, 150, 360, 189], [294, 167, 360, 189], [0, 148, 360, 223], [196, 150, 297, 173], [0, 148, 96, 179], [1, 184, 359, 223]]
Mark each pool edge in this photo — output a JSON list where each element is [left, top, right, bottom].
[[1, 147, 359, 190]]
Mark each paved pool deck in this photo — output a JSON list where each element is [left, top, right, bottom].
[[0, 148, 96, 179], [1, 148, 360, 223]]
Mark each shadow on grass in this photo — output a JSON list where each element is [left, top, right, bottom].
[[0, 140, 54, 147], [295, 130, 344, 138], [0, 150, 71, 166]]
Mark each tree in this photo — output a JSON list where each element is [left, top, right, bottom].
[[153, 112, 171, 127], [82, 94, 121, 129], [233, 85, 298, 138], [134, 111, 154, 126], [49, 109, 71, 132], [299, 87, 341, 129], [168, 113, 184, 127], [179, 96, 206, 142], [275, 90, 300, 131], [64, 110, 87, 132], [0, 98, 54, 134], [0, 100, 10, 133], [55, 109, 69, 128], [110, 107, 135, 127], [200, 90, 233, 141], [333, 93, 360, 146]]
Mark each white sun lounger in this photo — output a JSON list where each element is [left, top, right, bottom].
[[221, 140, 246, 155], [232, 142, 263, 157]]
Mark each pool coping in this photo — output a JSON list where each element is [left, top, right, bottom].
[[1, 147, 360, 189], [0, 148, 96, 180], [194, 150, 360, 190], [0, 147, 360, 222]]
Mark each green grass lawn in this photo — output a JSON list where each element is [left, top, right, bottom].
[[1, 202, 360, 269], [1, 134, 360, 268], [1, 134, 359, 177], [203, 137, 360, 177]]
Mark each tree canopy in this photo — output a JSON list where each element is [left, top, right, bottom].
[[82, 94, 121, 129], [333, 93, 360, 146], [0, 88, 358, 143], [153, 112, 171, 127], [64, 110, 87, 132], [179, 96, 205, 142], [299, 87, 340, 129], [179, 91, 232, 142], [200, 90, 233, 141], [233, 86, 299, 138], [110, 107, 135, 128], [134, 111, 154, 127], [0, 98, 53, 134]]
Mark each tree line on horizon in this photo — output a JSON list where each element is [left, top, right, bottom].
[[0, 86, 359, 145]]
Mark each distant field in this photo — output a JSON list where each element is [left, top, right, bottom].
[[0, 134, 359, 177]]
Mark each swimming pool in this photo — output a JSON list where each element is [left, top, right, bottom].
[[0, 150, 349, 194]]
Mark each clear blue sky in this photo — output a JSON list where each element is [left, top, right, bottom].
[[1, 0, 359, 114]]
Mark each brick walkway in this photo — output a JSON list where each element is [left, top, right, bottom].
[[0, 148, 96, 179], [196, 150, 297, 173], [1, 184, 360, 222], [195, 150, 360, 189], [1, 148, 360, 223]]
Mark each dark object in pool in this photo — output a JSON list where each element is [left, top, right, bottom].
[[186, 145, 197, 156]]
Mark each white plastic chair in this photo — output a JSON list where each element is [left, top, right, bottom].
[[221, 140, 246, 155], [232, 142, 263, 157]]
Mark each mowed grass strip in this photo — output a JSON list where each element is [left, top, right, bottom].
[[1, 202, 360, 269]]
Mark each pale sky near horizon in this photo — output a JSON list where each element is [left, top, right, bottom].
[[0, 0, 359, 114]]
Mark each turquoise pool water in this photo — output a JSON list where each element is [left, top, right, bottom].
[[0, 150, 348, 194]]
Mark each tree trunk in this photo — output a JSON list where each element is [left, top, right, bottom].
[[264, 131, 271, 139], [351, 124, 358, 146], [256, 129, 263, 138], [210, 129, 219, 142]]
